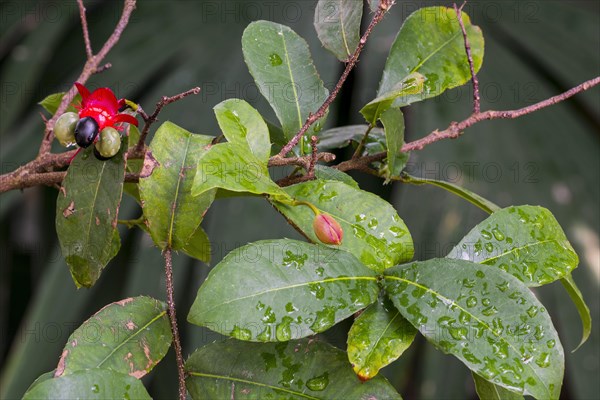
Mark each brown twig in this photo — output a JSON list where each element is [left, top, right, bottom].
[[162, 248, 187, 400], [454, 1, 480, 113], [77, 0, 93, 60], [336, 76, 600, 171], [276, 2, 392, 158], [307, 136, 319, 178], [93, 63, 112, 75], [134, 87, 202, 154], [39, 0, 137, 156], [1, 77, 597, 194]]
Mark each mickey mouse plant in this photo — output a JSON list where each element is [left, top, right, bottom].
[[9, 0, 597, 399]]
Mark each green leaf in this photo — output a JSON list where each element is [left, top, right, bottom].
[[560, 274, 591, 352], [378, 6, 484, 105], [380, 107, 409, 182], [384, 258, 564, 399], [314, 0, 363, 61], [447, 206, 579, 286], [242, 21, 329, 146], [55, 296, 171, 378], [138, 121, 216, 250], [185, 338, 402, 399], [22, 369, 150, 400], [214, 98, 270, 162], [317, 124, 380, 151], [123, 125, 142, 204], [401, 173, 500, 214], [313, 165, 359, 189], [473, 372, 524, 400], [39, 92, 80, 115], [347, 296, 417, 380], [55, 140, 126, 288], [360, 73, 424, 124], [181, 225, 211, 263], [188, 239, 379, 341], [272, 180, 413, 271], [191, 142, 287, 198], [23, 371, 55, 398]]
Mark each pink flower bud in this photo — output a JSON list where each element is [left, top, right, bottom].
[[313, 213, 343, 245]]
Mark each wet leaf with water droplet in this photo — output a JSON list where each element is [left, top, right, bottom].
[[139, 122, 216, 256], [377, 7, 484, 105], [472, 372, 524, 400], [23, 369, 150, 399], [272, 179, 413, 272], [185, 338, 402, 399], [242, 21, 328, 147], [55, 296, 172, 379], [347, 296, 417, 380], [384, 259, 564, 399], [214, 98, 271, 162], [448, 206, 579, 287], [314, 0, 362, 61], [191, 142, 288, 199], [188, 240, 379, 341]]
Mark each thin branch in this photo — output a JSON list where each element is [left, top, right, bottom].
[[276, 2, 392, 158], [336, 76, 600, 171], [352, 124, 374, 159], [454, 1, 480, 113], [1, 76, 597, 193], [93, 62, 112, 75], [134, 87, 202, 154], [307, 136, 319, 177], [39, 0, 137, 156], [162, 248, 187, 400], [77, 0, 93, 60]]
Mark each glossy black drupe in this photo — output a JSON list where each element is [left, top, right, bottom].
[[74, 116, 99, 148]]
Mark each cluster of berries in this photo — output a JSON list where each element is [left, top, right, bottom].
[[54, 83, 138, 160]]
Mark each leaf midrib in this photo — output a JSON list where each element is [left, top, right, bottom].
[[188, 372, 320, 399], [384, 274, 551, 398], [200, 276, 377, 316], [167, 135, 192, 247], [278, 25, 303, 133], [95, 310, 167, 369]]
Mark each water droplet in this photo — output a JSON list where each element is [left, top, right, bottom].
[[492, 227, 505, 241], [459, 310, 472, 324], [256, 301, 265, 311], [306, 372, 329, 391], [355, 214, 366, 222], [91, 384, 100, 393], [269, 53, 283, 66], [462, 347, 481, 364], [476, 270, 486, 278], [310, 307, 336, 332], [466, 296, 477, 308], [448, 326, 468, 341], [368, 218, 378, 229], [485, 243, 494, 253], [492, 341, 509, 359], [482, 298, 491, 307], [276, 316, 293, 341], [309, 283, 325, 300], [482, 306, 498, 316], [462, 278, 476, 288], [285, 302, 297, 313], [496, 281, 510, 292], [546, 339, 556, 349], [481, 230, 492, 240], [231, 325, 252, 340], [315, 267, 324, 277], [262, 307, 276, 323], [535, 352, 551, 368], [526, 306, 539, 318]]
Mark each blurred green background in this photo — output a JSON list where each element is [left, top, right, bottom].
[[1, 1, 598, 398]]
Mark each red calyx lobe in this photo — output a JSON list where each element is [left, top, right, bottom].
[[74, 82, 138, 131]]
